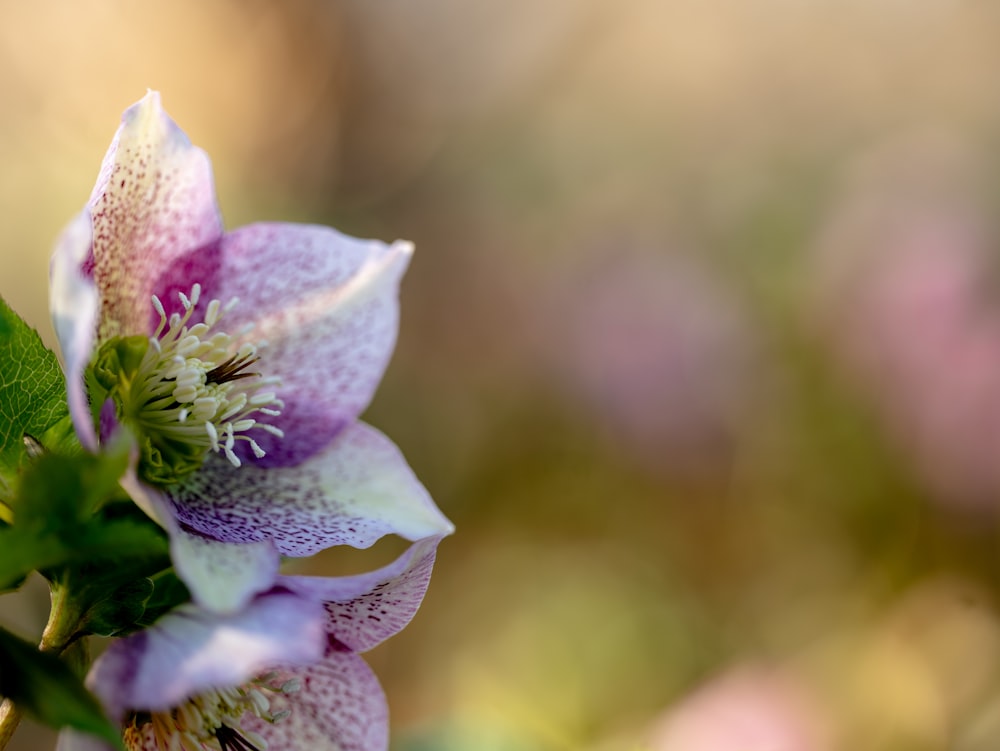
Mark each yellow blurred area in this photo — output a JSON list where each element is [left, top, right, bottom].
[[6, 1, 1000, 749]]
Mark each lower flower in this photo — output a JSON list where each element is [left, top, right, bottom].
[[117, 651, 384, 751], [58, 538, 443, 751], [122, 677, 298, 751]]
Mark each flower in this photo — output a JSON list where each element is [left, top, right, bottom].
[[50, 91, 453, 612], [57, 537, 444, 751]]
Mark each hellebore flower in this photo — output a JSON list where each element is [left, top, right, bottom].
[[50, 91, 453, 612], [58, 537, 443, 751]]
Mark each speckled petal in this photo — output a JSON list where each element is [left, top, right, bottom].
[[151, 223, 412, 467], [241, 651, 388, 751], [88, 90, 222, 342], [280, 536, 443, 652], [168, 421, 454, 555], [171, 527, 281, 614], [120, 463, 281, 612], [86, 591, 326, 721], [50, 210, 100, 449]]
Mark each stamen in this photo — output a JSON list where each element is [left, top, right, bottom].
[[123, 674, 298, 751], [111, 284, 284, 484], [205, 299, 222, 327], [249, 439, 266, 459]]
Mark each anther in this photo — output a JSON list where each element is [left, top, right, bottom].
[[108, 284, 285, 483]]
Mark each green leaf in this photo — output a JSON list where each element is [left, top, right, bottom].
[[74, 577, 155, 638], [0, 297, 74, 493], [133, 570, 190, 631], [12, 448, 129, 528], [0, 528, 71, 593], [0, 626, 121, 747], [0, 514, 170, 595], [0, 450, 124, 591], [46, 505, 172, 639], [0, 449, 166, 594]]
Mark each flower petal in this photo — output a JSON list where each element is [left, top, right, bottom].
[[86, 591, 326, 720], [89, 90, 222, 341], [170, 528, 281, 614], [241, 651, 388, 751], [280, 536, 444, 652], [168, 421, 454, 555], [50, 209, 99, 449], [120, 463, 281, 612], [152, 223, 412, 467]]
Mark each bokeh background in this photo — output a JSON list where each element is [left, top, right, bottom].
[[5, 1, 1000, 749]]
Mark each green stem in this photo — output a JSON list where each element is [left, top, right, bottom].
[[38, 580, 81, 655], [0, 701, 22, 750], [0, 579, 86, 751]]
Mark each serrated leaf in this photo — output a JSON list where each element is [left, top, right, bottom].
[[0, 297, 73, 491], [0, 627, 121, 747]]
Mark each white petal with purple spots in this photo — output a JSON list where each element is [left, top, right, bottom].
[[86, 591, 326, 720], [241, 651, 388, 751], [170, 529, 281, 614], [152, 223, 413, 467], [87, 91, 222, 342], [168, 422, 454, 555], [281, 536, 443, 652]]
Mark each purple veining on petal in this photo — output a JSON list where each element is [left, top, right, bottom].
[[203, 223, 409, 457], [87, 91, 223, 342], [232, 400, 348, 468], [98, 398, 120, 445], [80, 246, 96, 278], [279, 536, 442, 652], [240, 651, 388, 751], [52, 93, 453, 612], [86, 591, 326, 720], [166, 422, 454, 556], [146, 236, 224, 331]]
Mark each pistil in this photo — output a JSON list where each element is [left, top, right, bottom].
[[95, 283, 285, 484]]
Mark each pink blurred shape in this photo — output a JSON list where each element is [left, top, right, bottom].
[[647, 665, 831, 751], [816, 136, 1000, 509], [545, 248, 758, 480]]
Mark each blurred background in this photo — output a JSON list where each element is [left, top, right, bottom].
[[4, 1, 1000, 749]]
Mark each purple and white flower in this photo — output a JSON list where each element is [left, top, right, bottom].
[[58, 537, 444, 751], [50, 92, 453, 612]]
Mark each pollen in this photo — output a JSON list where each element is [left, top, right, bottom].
[[123, 676, 299, 751], [96, 283, 285, 484]]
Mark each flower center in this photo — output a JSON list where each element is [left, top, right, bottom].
[[123, 675, 300, 751], [94, 283, 284, 485]]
